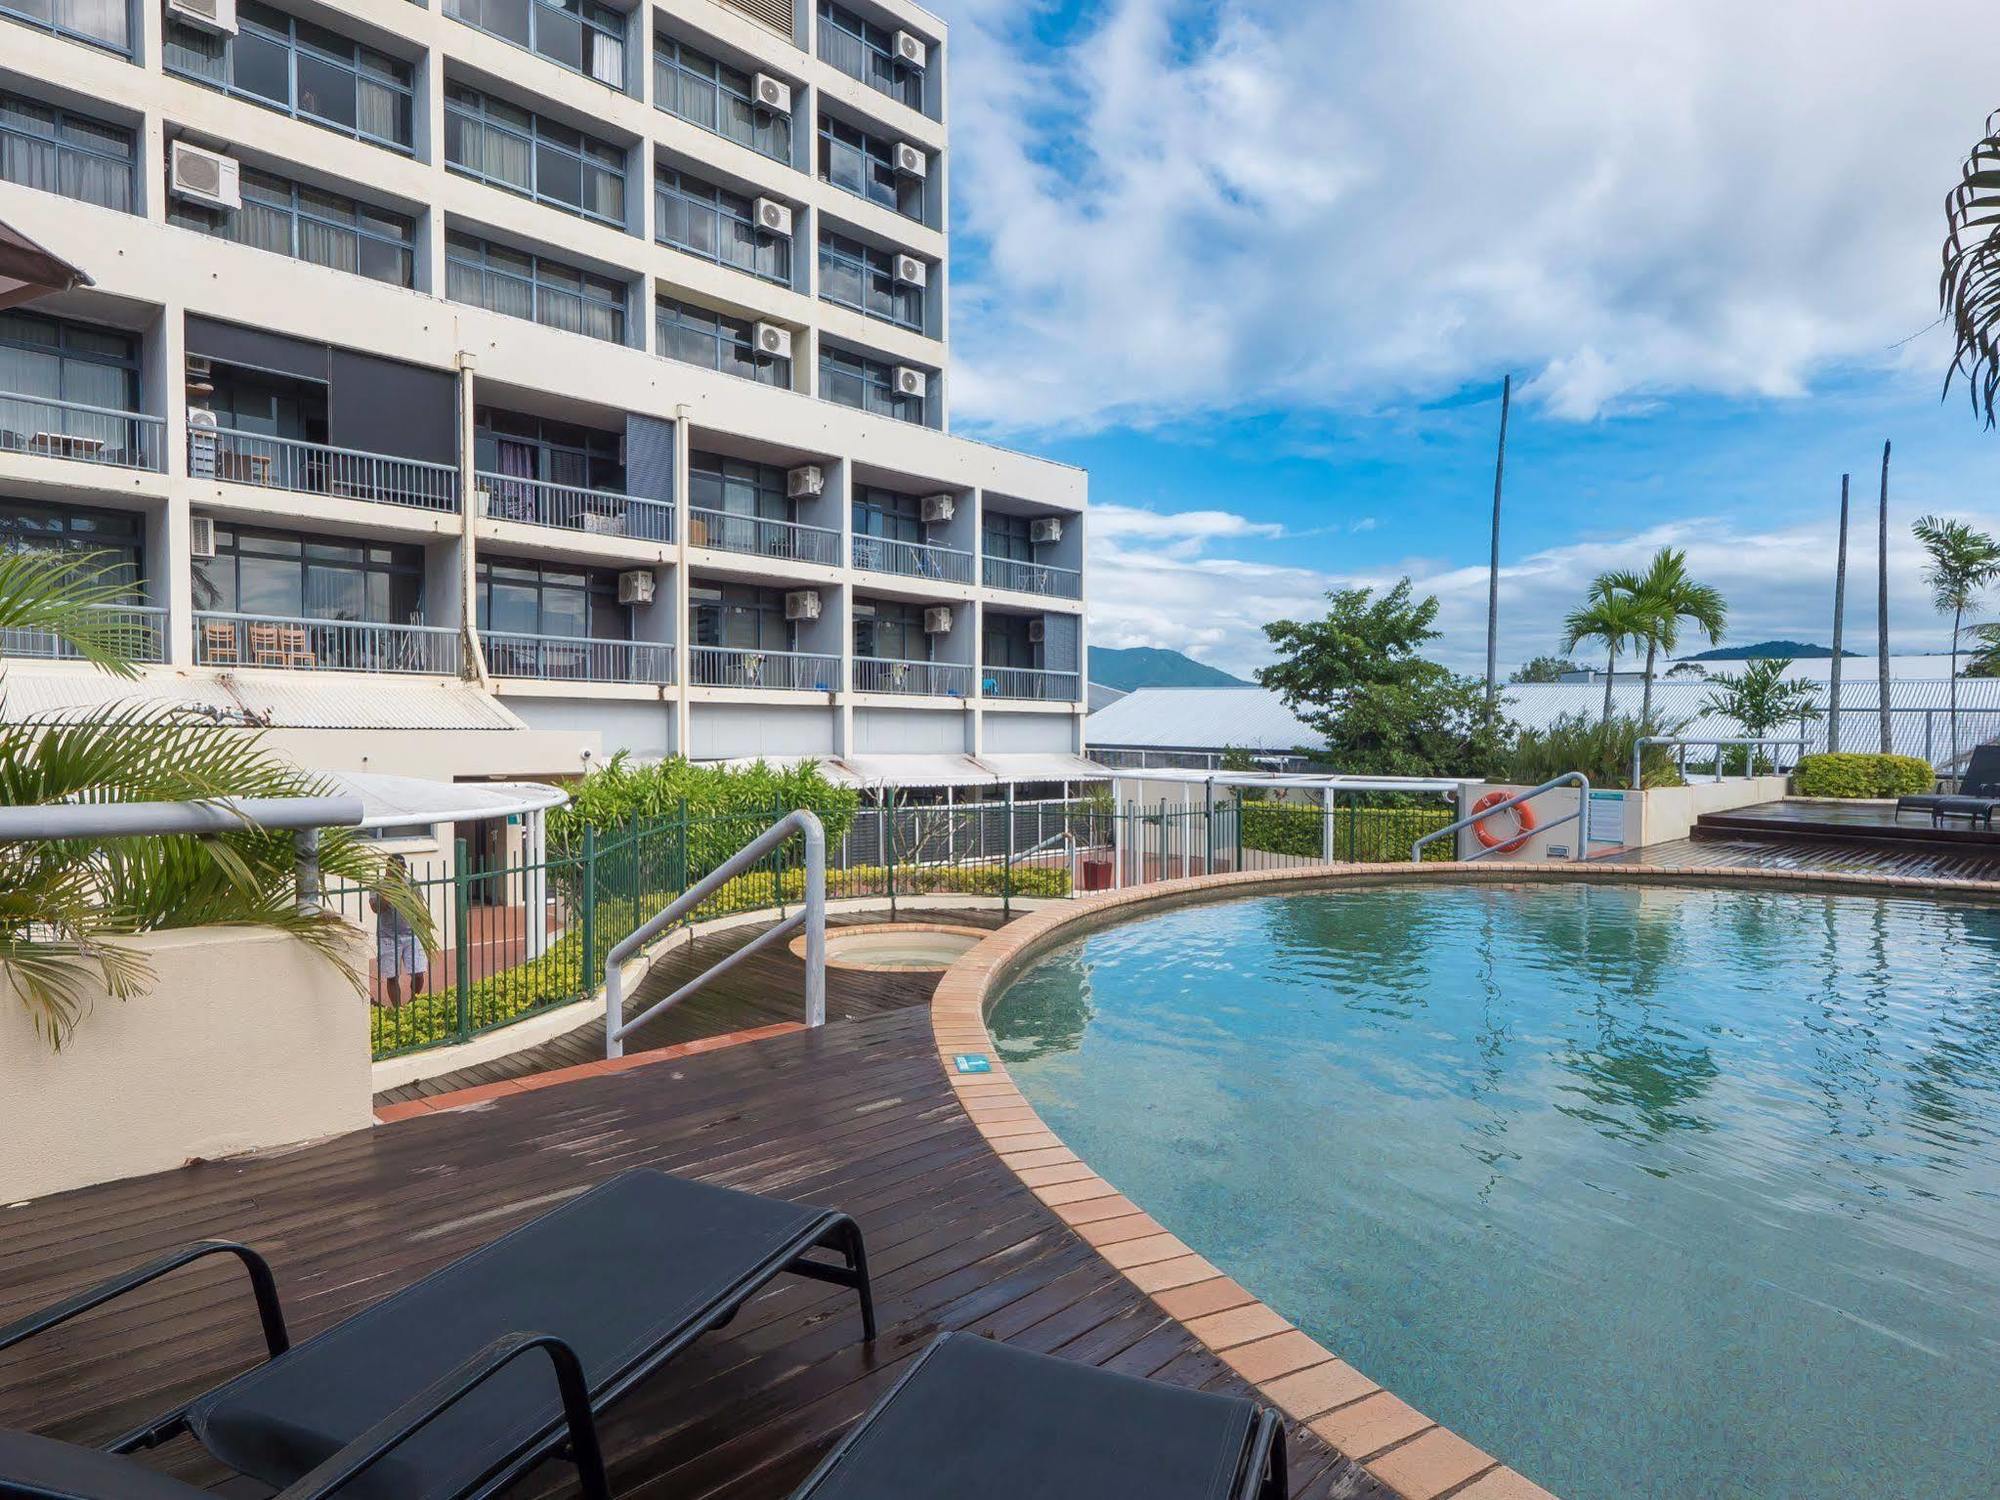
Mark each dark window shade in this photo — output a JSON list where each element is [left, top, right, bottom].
[[327, 350, 455, 463], [186, 318, 330, 384]]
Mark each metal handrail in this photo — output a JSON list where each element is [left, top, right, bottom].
[[0, 390, 165, 471], [198, 430, 459, 511], [1633, 735, 1809, 788], [1411, 772, 1591, 864], [691, 645, 842, 691], [688, 507, 841, 565], [981, 666, 1081, 702], [476, 472, 673, 540], [605, 809, 825, 1057], [982, 555, 1083, 598], [852, 534, 974, 583]]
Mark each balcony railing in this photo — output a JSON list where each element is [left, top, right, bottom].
[[2, 603, 165, 663], [477, 474, 673, 541], [980, 666, 1081, 702], [0, 393, 163, 472], [194, 612, 460, 674], [854, 657, 969, 697], [195, 430, 458, 512], [688, 508, 841, 566], [691, 646, 841, 691], [481, 631, 675, 684], [852, 535, 973, 584], [982, 555, 1083, 600]]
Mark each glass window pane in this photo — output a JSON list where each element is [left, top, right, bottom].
[[533, 5, 582, 71], [233, 30, 292, 107], [296, 54, 357, 130]]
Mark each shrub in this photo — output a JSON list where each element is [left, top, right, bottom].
[[1500, 712, 1686, 790], [1238, 802, 1455, 861], [549, 754, 861, 858], [1795, 752, 1934, 799]]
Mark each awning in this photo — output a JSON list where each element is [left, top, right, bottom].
[[0, 220, 92, 310], [2, 669, 525, 732], [840, 754, 997, 789], [978, 753, 1111, 783], [321, 771, 566, 830]]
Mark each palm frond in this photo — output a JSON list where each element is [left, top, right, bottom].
[[0, 550, 146, 679], [1943, 110, 2000, 427]]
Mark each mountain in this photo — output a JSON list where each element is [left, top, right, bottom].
[[1686, 639, 1860, 661], [1089, 647, 1250, 691]]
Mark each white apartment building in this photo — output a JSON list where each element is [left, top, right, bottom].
[[0, 0, 1089, 797]]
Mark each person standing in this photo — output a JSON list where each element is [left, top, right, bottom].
[[371, 854, 428, 1008]]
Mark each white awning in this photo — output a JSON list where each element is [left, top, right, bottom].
[[979, 753, 1112, 783], [840, 754, 997, 789], [321, 771, 567, 830]]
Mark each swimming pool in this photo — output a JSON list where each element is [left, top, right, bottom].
[[988, 880, 2000, 1500]]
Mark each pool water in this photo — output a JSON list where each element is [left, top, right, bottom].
[[988, 882, 2000, 1500]]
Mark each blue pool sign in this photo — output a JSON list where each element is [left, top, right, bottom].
[[953, 1054, 993, 1074], [1586, 790, 1626, 845]]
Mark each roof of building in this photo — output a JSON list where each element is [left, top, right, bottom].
[[1, 669, 526, 732], [1086, 686, 1317, 752], [323, 771, 566, 829]]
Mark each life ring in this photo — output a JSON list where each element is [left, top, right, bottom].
[[1471, 790, 1536, 854]]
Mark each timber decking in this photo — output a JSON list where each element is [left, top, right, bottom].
[[1691, 797, 2000, 850], [0, 1010, 1387, 1500], [1633, 833, 2000, 882]]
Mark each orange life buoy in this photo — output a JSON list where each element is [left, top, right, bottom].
[[1471, 790, 1536, 854]]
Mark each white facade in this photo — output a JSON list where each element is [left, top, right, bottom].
[[0, 0, 1085, 786]]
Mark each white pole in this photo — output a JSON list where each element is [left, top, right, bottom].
[[523, 808, 549, 960]]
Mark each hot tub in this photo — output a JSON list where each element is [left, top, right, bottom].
[[792, 923, 989, 972]]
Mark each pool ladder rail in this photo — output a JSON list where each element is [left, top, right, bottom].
[[1409, 772, 1592, 864]]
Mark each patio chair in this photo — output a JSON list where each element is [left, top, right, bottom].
[[246, 623, 287, 667], [0, 1167, 874, 1500], [279, 625, 317, 669], [789, 1332, 1288, 1500], [1897, 743, 2000, 825], [200, 619, 241, 665]]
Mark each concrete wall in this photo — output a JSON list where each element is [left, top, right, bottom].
[[1, 928, 371, 1203], [1630, 776, 1790, 846]]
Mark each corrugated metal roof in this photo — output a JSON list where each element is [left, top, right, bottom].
[[1, 668, 525, 731], [326, 771, 566, 827], [1086, 687, 1317, 752]]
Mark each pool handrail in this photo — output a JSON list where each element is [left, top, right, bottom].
[[1632, 735, 1810, 789], [1411, 772, 1591, 864]]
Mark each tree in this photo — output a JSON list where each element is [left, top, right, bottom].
[[1606, 548, 1727, 727], [1942, 111, 2000, 426], [1704, 657, 1821, 739], [0, 549, 429, 1047], [1966, 622, 2000, 677], [1912, 513, 2000, 767], [1509, 655, 1581, 684], [1561, 576, 1651, 722]]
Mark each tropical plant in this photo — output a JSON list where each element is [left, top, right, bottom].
[[1562, 575, 1652, 722], [1966, 621, 2000, 676], [547, 751, 860, 858], [1912, 513, 2000, 765], [1509, 655, 1582, 684], [1794, 753, 1935, 799], [1703, 658, 1821, 744], [1498, 712, 1687, 790], [0, 549, 429, 1048], [1605, 548, 1727, 726], [1942, 111, 2000, 426]]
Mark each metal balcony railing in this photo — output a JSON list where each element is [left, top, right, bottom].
[[691, 646, 841, 691], [196, 430, 458, 512], [854, 657, 969, 697], [477, 474, 673, 542], [688, 507, 841, 566], [852, 535, 973, 584], [982, 555, 1083, 600], [194, 612, 460, 674], [481, 631, 675, 684], [1, 603, 166, 663], [980, 666, 1081, 702], [0, 393, 163, 472]]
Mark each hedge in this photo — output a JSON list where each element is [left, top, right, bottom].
[[1238, 802, 1456, 862], [1794, 752, 1934, 799]]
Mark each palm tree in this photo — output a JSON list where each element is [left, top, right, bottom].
[[1942, 112, 2000, 425], [1562, 576, 1651, 722], [1911, 514, 2000, 768], [1705, 658, 1821, 771], [1605, 548, 1727, 727], [0, 549, 429, 1048]]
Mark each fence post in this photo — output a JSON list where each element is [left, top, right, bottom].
[[886, 787, 898, 920], [1346, 792, 1358, 861], [1233, 791, 1243, 872], [453, 837, 471, 1044], [675, 797, 689, 897], [580, 824, 597, 1009], [1321, 791, 1335, 864], [627, 811, 642, 937], [1003, 783, 1015, 919], [1203, 777, 1215, 875], [772, 797, 787, 919]]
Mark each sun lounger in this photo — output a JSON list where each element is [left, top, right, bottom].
[[1898, 743, 2000, 822], [0, 1167, 874, 1499], [788, 1332, 1289, 1500]]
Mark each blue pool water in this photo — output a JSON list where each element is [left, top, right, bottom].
[[987, 882, 2000, 1500]]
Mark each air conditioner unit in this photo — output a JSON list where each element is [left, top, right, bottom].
[[893, 142, 927, 178], [167, 0, 237, 34], [920, 493, 954, 523], [169, 141, 241, 211], [189, 514, 217, 559], [187, 408, 218, 478], [893, 29, 927, 68], [1027, 619, 1047, 644], [753, 73, 792, 113], [923, 606, 953, 634], [753, 196, 793, 237], [893, 366, 926, 398], [893, 254, 927, 287], [753, 321, 793, 360], [617, 570, 656, 605], [787, 464, 824, 498], [1030, 516, 1063, 544], [784, 589, 822, 621]]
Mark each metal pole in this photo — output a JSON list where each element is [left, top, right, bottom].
[[1829, 472, 1849, 753], [1878, 439, 1893, 755], [885, 787, 898, 920], [803, 812, 826, 1028], [1485, 372, 1511, 708], [453, 837, 471, 1044], [1003, 782, 1014, 919], [293, 828, 321, 917]]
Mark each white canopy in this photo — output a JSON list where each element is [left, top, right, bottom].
[[319, 771, 567, 830]]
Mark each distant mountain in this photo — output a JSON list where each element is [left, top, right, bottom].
[[1686, 640, 1860, 661], [1089, 647, 1250, 691]]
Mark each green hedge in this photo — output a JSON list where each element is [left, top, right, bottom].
[[1238, 802, 1455, 862], [1794, 752, 1934, 798]]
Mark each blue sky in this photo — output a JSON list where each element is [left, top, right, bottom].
[[929, 0, 2000, 677]]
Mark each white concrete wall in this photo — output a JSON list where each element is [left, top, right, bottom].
[[1631, 776, 1790, 846]]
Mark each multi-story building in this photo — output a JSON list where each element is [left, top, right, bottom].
[[0, 0, 1088, 796]]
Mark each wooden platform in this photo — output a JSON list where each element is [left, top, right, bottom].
[[1692, 798, 2000, 851], [0, 1010, 1386, 1500], [1633, 832, 2000, 882]]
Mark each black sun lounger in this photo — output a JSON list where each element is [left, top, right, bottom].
[[788, 1332, 1289, 1500], [1898, 743, 2000, 823], [0, 1167, 873, 1500]]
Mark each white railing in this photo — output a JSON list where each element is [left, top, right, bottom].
[[2, 603, 166, 663], [481, 631, 675, 684], [478, 473, 673, 541], [194, 612, 460, 675], [1632, 736, 1811, 787], [196, 430, 458, 512], [983, 555, 1082, 599], [688, 507, 841, 565], [691, 646, 841, 691], [852, 534, 973, 584], [855, 657, 970, 697], [1411, 772, 1591, 864], [981, 666, 1081, 702], [0, 393, 164, 472]]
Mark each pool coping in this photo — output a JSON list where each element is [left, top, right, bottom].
[[931, 858, 2000, 1500]]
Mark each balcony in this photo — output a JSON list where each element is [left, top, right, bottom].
[[481, 631, 674, 684], [194, 613, 460, 674], [0, 394, 164, 472], [691, 645, 840, 691], [854, 657, 968, 697], [852, 535, 972, 585], [196, 431, 458, 512], [689, 508, 841, 566], [478, 474, 673, 541], [981, 666, 1081, 703], [982, 556, 1082, 600], [2, 603, 165, 663]]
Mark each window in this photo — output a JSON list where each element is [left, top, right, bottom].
[[0, 497, 143, 595], [656, 298, 789, 388], [983, 612, 1039, 669], [654, 34, 790, 164], [853, 598, 926, 660], [445, 0, 625, 89], [691, 581, 788, 650], [475, 558, 625, 638], [817, 116, 922, 220], [816, 1, 925, 114], [445, 85, 626, 227], [689, 449, 788, 520], [852, 486, 922, 544], [194, 523, 423, 623], [170, 165, 415, 285], [819, 345, 924, 425], [654, 166, 789, 286], [475, 408, 623, 491], [205, 363, 327, 441], [0, 92, 134, 211], [983, 510, 1032, 564], [1, 0, 129, 56], [446, 232, 628, 345], [818, 231, 922, 332], [164, 2, 414, 151]]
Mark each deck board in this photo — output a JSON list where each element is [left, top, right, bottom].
[[1633, 833, 2000, 882]]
